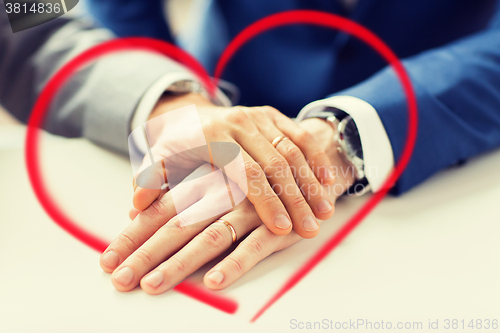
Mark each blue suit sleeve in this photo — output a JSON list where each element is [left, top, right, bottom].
[[86, 0, 174, 42], [335, 12, 500, 195]]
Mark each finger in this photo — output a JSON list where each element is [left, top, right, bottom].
[[270, 109, 336, 186], [246, 109, 334, 221], [221, 148, 294, 237], [203, 223, 299, 290], [100, 191, 178, 273], [100, 180, 201, 273], [129, 208, 140, 220], [133, 186, 161, 211], [235, 125, 320, 238], [140, 203, 261, 294], [274, 137, 334, 220], [198, 115, 293, 237], [110, 192, 239, 292], [205, 211, 332, 290], [132, 159, 167, 211]]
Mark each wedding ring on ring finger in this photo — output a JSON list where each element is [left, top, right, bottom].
[[216, 218, 237, 244], [157, 183, 169, 200], [272, 136, 288, 148]]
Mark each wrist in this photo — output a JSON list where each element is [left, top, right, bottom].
[[299, 118, 337, 159], [149, 93, 215, 120], [299, 118, 355, 196]]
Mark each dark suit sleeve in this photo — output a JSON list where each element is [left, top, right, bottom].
[[0, 3, 191, 154], [87, 0, 174, 42], [334, 6, 500, 194]]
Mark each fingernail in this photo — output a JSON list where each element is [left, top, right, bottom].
[[114, 267, 134, 286], [303, 215, 319, 231], [101, 251, 119, 269], [328, 169, 336, 180], [274, 214, 292, 229], [317, 199, 333, 214], [143, 271, 164, 288], [207, 271, 224, 285]]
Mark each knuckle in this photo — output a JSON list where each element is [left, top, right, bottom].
[[169, 256, 187, 273], [226, 107, 249, 125], [145, 199, 167, 218], [310, 149, 327, 161], [251, 109, 267, 121], [201, 118, 225, 139], [289, 194, 308, 208], [267, 155, 288, 172], [245, 238, 264, 255], [242, 107, 259, 117], [241, 160, 262, 180], [116, 233, 138, 252], [296, 129, 313, 142], [260, 105, 278, 115], [225, 256, 244, 274], [134, 248, 154, 265], [200, 227, 226, 248], [282, 144, 304, 163], [255, 192, 279, 206]]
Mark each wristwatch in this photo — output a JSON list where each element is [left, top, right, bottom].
[[309, 107, 370, 195], [164, 79, 205, 96]]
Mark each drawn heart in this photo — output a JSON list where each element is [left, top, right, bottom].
[[5, 0, 79, 33], [25, 10, 417, 321]]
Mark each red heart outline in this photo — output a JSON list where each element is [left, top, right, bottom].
[[25, 10, 417, 321]]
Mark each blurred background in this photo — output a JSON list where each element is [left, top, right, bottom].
[[0, 105, 17, 124], [0, 0, 193, 126]]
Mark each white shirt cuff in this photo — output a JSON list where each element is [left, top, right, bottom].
[[296, 95, 394, 192]]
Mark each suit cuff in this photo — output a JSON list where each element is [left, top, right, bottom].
[[296, 95, 394, 192], [79, 51, 194, 154], [130, 72, 232, 155], [131, 72, 198, 131], [131, 72, 232, 131]]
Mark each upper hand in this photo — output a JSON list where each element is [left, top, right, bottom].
[[133, 93, 336, 238]]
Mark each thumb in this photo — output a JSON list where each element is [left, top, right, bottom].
[[133, 159, 167, 211]]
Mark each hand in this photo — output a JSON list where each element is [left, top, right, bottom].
[[101, 118, 355, 292], [101, 165, 352, 293], [200, 118, 356, 290], [133, 93, 336, 238]]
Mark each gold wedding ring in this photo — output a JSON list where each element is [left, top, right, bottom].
[[161, 160, 168, 184], [217, 219, 237, 244], [158, 183, 169, 200], [157, 159, 170, 200], [272, 135, 288, 148]]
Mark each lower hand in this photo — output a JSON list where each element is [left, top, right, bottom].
[[101, 118, 355, 292]]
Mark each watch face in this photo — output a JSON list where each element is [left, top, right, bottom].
[[344, 118, 363, 159]]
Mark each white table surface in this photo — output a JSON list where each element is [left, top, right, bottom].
[[1, 124, 499, 333]]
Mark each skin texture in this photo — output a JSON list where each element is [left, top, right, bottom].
[[100, 107, 356, 293], [133, 93, 337, 238]]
